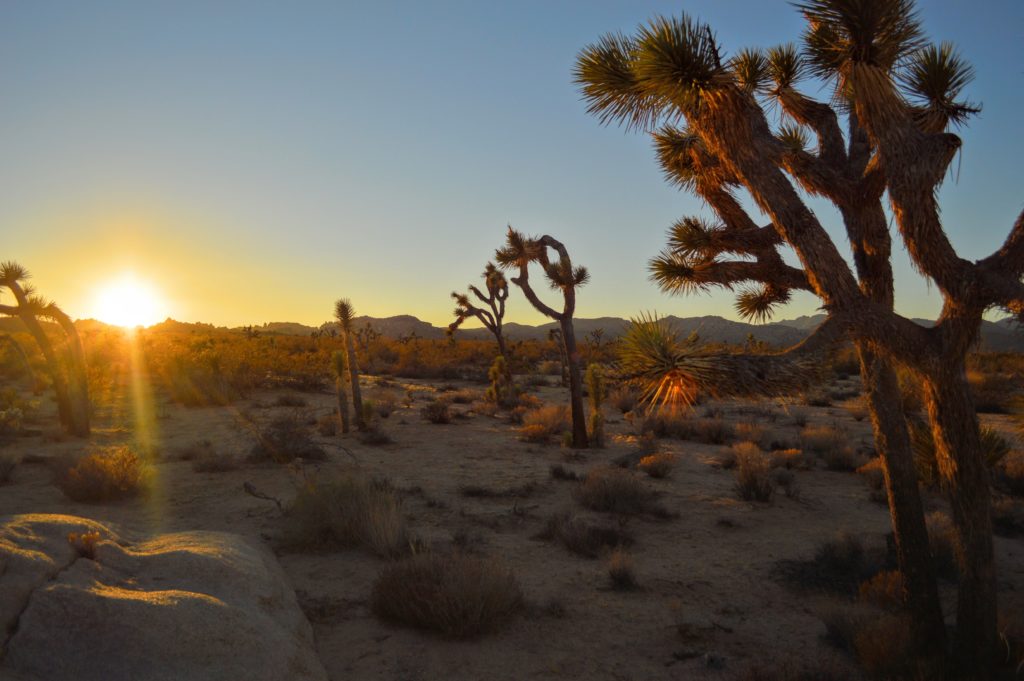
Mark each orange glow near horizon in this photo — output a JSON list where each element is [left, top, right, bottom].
[[90, 274, 167, 328]]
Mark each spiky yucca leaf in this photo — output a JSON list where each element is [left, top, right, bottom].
[[665, 217, 721, 259], [652, 126, 702, 189], [0, 261, 29, 285], [730, 48, 769, 93], [574, 32, 666, 131], [735, 285, 792, 323], [334, 298, 356, 330], [633, 15, 729, 111], [648, 251, 711, 296], [766, 43, 805, 91], [495, 227, 539, 269], [899, 42, 980, 131], [798, 0, 925, 79], [617, 313, 700, 410], [777, 123, 810, 152]]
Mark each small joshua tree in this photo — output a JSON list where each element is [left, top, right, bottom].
[[332, 350, 351, 434], [487, 355, 517, 408], [496, 227, 589, 448], [585, 363, 606, 447], [449, 262, 510, 361], [547, 328, 570, 387], [0, 262, 90, 436], [334, 298, 365, 431]]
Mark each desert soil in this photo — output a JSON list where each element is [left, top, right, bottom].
[[2, 373, 1022, 681]]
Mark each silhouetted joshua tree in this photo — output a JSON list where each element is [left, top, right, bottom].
[[496, 227, 589, 448], [448, 262, 510, 360], [577, 2, 1021, 673], [0, 261, 90, 436], [334, 298, 365, 431]]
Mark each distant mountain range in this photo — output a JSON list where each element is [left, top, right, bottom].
[[1, 313, 1019, 352]]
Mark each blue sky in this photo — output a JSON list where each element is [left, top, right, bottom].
[[1, 1, 1021, 327]]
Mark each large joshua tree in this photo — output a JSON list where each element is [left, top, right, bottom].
[[576, 2, 1023, 674], [334, 298, 365, 432], [496, 227, 590, 448], [448, 262, 510, 359], [0, 261, 90, 436]]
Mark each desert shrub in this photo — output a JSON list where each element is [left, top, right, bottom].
[[771, 448, 810, 470], [586, 364, 606, 447], [284, 473, 410, 557], [607, 549, 638, 590], [637, 411, 694, 439], [822, 446, 862, 472], [852, 612, 916, 679], [996, 449, 1024, 497], [857, 570, 905, 610], [250, 413, 327, 463], [575, 467, 669, 517], [358, 426, 393, 446], [370, 552, 522, 638], [800, 425, 845, 456], [0, 455, 15, 484], [538, 512, 632, 558], [856, 458, 885, 491], [421, 399, 452, 424], [805, 393, 833, 408], [274, 393, 307, 407], [608, 385, 639, 414], [55, 446, 149, 503], [459, 482, 536, 499], [736, 422, 769, 449], [637, 452, 678, 479], [778, 532, 887, 596], [374, 391, 401, 417], [192, 446, 239, 473], [735, 444, 774, 502], [845, 401, 869, 422], [519, 405, 570, 443], [692, 417, 734, 445], [447, 389, 481, 405], [789, 409, 809, 428]]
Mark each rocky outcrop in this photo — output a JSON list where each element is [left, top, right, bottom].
[[0, 514, 327, 681]]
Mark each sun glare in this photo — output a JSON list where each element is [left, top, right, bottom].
[[92, 275, 166, 328]]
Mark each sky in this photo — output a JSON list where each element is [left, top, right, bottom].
[[1, 0, 1021, 328]]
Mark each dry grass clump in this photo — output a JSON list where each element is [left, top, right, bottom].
[[372, 390, 401, 417], [574, 467, 669, 517], [421, 398, 452, 424], [735, 443, 774, 502], [284, 473, 411, 557], [968, 369, 1016, 414], [856, 457, 885, 490], [607, 549, 638, 590], [0, 455, 15, 484], [316, 413, 338, 436], [370, 552, 523, 638], [735, 422, 769, 449], [857, 570, 905, 610], [772, 468, 800, 499], [250, 413, 327, 463], [446, 388, 482, 405], [778, 532, 886, 596], [771, 448, 810, 470], [273, 393, 308, 407], [538, 512, 632, 558], [519, 404, 571, 443], [637, 452, 678, 479], [608, 385, 640, 414], [819, 604, 922, 680], [692, 417, 734, 444], [800, 425, 845, 455], [54, 446, 150, 503], [549, 464, 583, 482], [459, 482, 537, 499]]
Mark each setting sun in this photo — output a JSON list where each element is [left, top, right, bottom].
[[91, 274, 166, 328]]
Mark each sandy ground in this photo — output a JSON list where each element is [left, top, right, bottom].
[[1, 374, 1022, 681]]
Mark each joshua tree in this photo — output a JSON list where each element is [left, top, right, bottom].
[[496, 227, 590, 448], [0, 334, 37, 388], [334, 298, 365, 431], [448, 262, 510, 360], [0, 262, 90, 436], [585, 363, 606, 447], [576, 2, 1023, 672], [332, 350, 351, 434], [547, 328, 569, 387]]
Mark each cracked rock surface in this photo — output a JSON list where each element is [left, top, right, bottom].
[[0, 514, 327, 681]]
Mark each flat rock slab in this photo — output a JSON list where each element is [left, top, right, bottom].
[[0, 514, 327, 681]]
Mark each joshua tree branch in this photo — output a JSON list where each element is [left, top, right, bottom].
[[780, 148, 851, 202], [777, 89, 847, 165], [978, 209, 1024, 278]]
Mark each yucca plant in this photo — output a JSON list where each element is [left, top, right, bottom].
[[496, 227, 590, 448], [332, 350, 351, 434], [0, 261, 90, 436], [584, 363, 605, 447], [334, 298, 365, 431], [578, 1, 1021, 671]]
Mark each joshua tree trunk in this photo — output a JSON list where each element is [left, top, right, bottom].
[[17, 313, 74, 431], [343, 333, 365, 431], [858, 346, 946, 652], [560, 318, 588, 449], [46, 307, 91, 436], [923, 360, 996, 675], [335, 376, 351, 434]]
